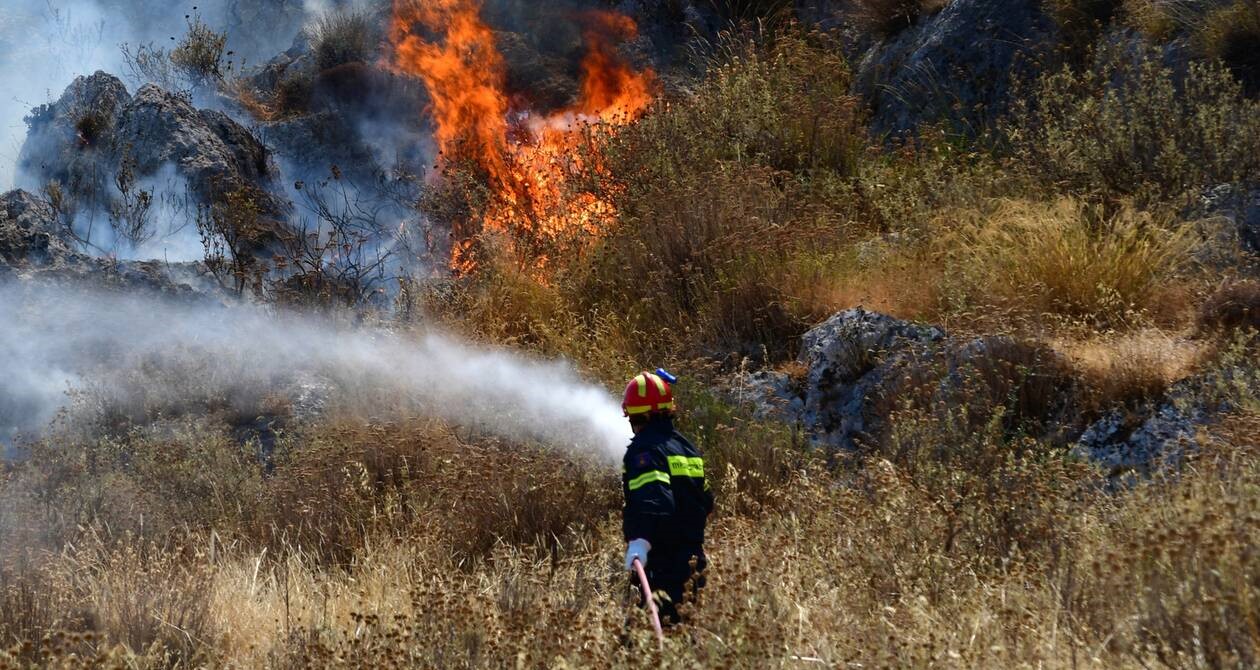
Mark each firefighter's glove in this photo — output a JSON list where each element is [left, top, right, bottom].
[[625, 538, 651, 571]]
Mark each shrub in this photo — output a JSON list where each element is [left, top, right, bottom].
[[939, 198, 1197, 325], [879, 403, 1089, 565], [170, 15, 228, 90], [1198, 279, 1260, 333], [309, 9, 379, 72], [1047, 0, 1124, 53], [574, 163, 828, 361], [1121, 0, 1197, 40], [1005, 43, 1260, 206], [870, 336, 1078, 453], [609, 32, 860, 178], [1124, 0, 1260, 95], [570, 33, 862, 360], [1198, 0, 1260, 95], [845, 0, 947, 37]]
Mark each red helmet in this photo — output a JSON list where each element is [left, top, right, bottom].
[[622, 371, 674, 416]]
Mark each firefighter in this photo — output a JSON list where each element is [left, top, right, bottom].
[[621, 370, 713, 625]]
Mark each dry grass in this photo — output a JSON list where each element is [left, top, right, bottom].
[[1057, 328, 1203, 411], [2, 319, 1258, 667], [936, 199, 1198, 326], [4, 400, 1260, 667]]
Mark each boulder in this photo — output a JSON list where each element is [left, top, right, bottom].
[[739, 308, 947, 449], [1072, 403, 1202, 482], [19, 73, 290, 252], [852, 0, 1058, 138], [799, 309, 946, 448], [0, 190, 73, 269], [17, 72, 131, 193], [0, 189, 214, 297], [111, 85, 285, 220]]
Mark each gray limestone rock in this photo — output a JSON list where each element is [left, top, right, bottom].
[[852, 0, 1058, 137]]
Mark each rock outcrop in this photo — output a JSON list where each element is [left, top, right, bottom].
[[851, 0, 1058, 137], [744, 307, 1233, 480], [744, 308, 947, 449], [19, 72, 289, 249], [0, 189, 214, 297]]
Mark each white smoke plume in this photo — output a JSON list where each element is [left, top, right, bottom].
[[0, 283, 632, 461]]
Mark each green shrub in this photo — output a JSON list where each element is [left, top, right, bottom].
[[1005, 43, 1260, 206]]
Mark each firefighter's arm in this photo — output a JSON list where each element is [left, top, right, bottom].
[[622, 446, 675, 543]]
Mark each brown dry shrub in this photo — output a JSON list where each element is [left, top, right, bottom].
[[676, 383, 811, 516], [308, 9, 379, 72], [845, 0, 948, 36], [576, 164, 828, 361], [1198, 279, 1260, 334], [253, 419, 620, 566]]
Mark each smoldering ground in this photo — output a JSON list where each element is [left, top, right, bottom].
[[0, 282, 631, 459]]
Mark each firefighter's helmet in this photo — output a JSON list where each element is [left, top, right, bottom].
[[622, 371, 674, 416]]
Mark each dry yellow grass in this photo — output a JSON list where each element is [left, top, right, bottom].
[[1054, 328, 1204, 410], [5, 412, 1260, 668]]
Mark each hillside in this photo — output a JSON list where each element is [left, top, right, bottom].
[[1, 0, 1259, 667]]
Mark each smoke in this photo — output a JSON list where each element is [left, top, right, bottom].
[[0, 282, 632, 461]]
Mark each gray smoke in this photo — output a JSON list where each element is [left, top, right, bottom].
[[0, 283, 632, 460]]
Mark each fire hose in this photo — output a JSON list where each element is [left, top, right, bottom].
[[632, 558, 666, 649]]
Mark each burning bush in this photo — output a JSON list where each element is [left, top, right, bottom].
[[391, 0, 656, 275]]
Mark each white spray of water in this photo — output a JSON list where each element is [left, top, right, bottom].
[[0, 283, 632, 460]]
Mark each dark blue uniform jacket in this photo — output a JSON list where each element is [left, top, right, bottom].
[[622, 416, 713, 548]]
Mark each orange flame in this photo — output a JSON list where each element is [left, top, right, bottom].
[[389, 0, 510, 186], [390, 0, 656, 273]]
